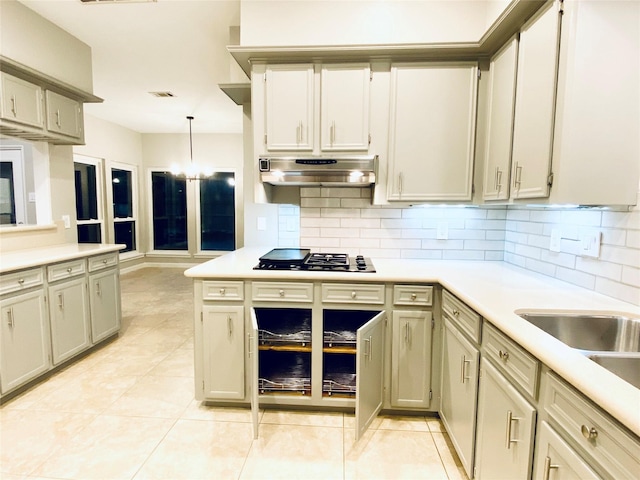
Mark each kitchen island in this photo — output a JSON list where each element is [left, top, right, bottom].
[[186, 247, 640, 477]]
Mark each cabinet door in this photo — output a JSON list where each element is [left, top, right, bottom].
[[0, 289, 50, 393], [265, 65, 314, 151], [533, 422, 600, 480], [321, 64, 370, 151], [355, 310, 385, 440], [391, 310, 432, 409], [48, 278, 90, 365], [0, 72, 44, 128], [89, 269, 121, 343], [510, 1, 562, 199], [440, 319, 479, 478], [475, 358, 536, 480], [250, 308, 259, 439], [388, 62, 478, 202], [202, 305, 245, 400], [45, 90, 82, 139], [482, 38, 518, 201]]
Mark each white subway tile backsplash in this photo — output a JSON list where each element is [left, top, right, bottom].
[[285, 188, 640, 306]]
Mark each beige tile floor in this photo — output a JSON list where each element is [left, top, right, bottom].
[[0, 267, 468, 480]]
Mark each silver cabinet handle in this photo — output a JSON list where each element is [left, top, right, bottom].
[[581, 425, 598, 440], [10, 95, 17, 116], [227, 315, 233, 336], [364, 335, 373, 360], [247, 333, 252, 357], [404, 322, 410, 343], [58, 293, 64, 310], [7, 308, 14, 328], [96, 281, 101, 297], [514, 162, 523, 191], [505, 410, 520, 449], [460, 355, 471, 383], [398, 172, 403, 195], [330, 120, 336, 145], [543, 456, 559, 480], [55, 109, 61, 128]]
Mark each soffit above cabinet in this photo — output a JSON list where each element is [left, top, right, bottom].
[[228, 0, 547, 78]]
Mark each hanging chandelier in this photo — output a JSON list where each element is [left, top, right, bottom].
[[170, 115, 213, 181]]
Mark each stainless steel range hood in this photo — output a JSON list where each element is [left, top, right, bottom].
[[259, 155, 377, 187]]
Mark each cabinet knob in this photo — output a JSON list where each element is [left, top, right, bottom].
[[351, 291, 357, 299], [67, 267, 72, 273], [452, 309, 460, 316], [219, 288, 226, 296], [279, 289, 285, 297], [17, 278, 25, 285], [410, 293, 417, 301], [581, 425, 598, 440], [499, 349, 510, 361], [103, 259, 108, 264]]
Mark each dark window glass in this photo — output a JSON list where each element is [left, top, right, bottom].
[[74, 162, 98, 221], [77, 223, 101, 243], [200, 173, 235, 251], [152, 171, 187, 250], [112, 169, 133, 218], [0, 162, 16, 225], [114, 221, 136, 253]]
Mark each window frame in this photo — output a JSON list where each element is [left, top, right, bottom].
[[195, 168, 237, 255], [73, 154, 105, 244], [109, 162, 139, 259]]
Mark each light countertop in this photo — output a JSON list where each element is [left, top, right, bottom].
[[186, 247, 640, 437], [0, 243, 125, 273]]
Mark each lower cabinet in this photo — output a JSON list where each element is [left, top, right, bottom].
[[0, 289, 50, 393], [88, 267, 121, 343], [390, 309, 432, 409], [440, 318, 479, 477], [48, 276, 90, 365], [474, 358, 537, 479], [202, 305, 245, 400], [533, 421, 599, 480]]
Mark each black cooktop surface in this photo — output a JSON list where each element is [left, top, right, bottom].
[[254, 248, 375, 273]]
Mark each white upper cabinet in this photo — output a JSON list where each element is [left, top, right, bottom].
[[482, 38, 518, 202], [387, 62, 478, 202], [0, 72, 44, 129], [265, 64, 314, 151], [320, 64, 370, 151], [510, 0, 561, 200], [45, 90, 83, 141]]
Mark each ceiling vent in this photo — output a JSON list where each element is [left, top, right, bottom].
[[149, 91, 175, 98]]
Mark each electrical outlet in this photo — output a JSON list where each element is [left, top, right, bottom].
[[436, 222, 448, 240], [580, 231, 601, 258]]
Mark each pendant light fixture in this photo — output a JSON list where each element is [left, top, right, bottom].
[[170, 115, 213, 181]]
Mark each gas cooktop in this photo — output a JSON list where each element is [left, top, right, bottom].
[[254, 248, 376, 273]]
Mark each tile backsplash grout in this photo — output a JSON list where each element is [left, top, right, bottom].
[[277, 187, 640, 306]]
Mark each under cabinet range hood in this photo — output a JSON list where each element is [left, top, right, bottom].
[[259, 155, 377, 187]]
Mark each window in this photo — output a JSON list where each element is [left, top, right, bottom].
[[111, 166, 137, 253], [74, 156, 104, 243], [199, 172, 236, 251], [151, 171, 187, 251]]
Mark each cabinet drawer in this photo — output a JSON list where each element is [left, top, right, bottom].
[[393, 285, 433, 306], [203, 281, 244, 301], [88, 253, 118, 272], [0, 268, 44, 296], [47, 259, 86, 282], [322, 283, 385, 304], [483, 322, 540, 399], [442, 290, 481, 343], [544, 373, 640, 479], [252, 282, 313, 303]]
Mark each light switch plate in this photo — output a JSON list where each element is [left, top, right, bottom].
[[580, 231, 601, 258], [62, 215, 71, 229]]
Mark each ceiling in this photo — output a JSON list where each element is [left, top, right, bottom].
[[18, 0, 243, 134]]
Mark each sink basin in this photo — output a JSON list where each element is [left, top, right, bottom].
[[517, 313, 640, 353], [587, 354, 640, 389]]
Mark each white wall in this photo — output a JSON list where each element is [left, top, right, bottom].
[[240, 0, 489, 46], [0, 0, 94, 93]]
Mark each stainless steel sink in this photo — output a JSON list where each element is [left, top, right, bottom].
[[587, 354, 640, 389], [517, 311, 640, 389], [517, 312, 640, 353]]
